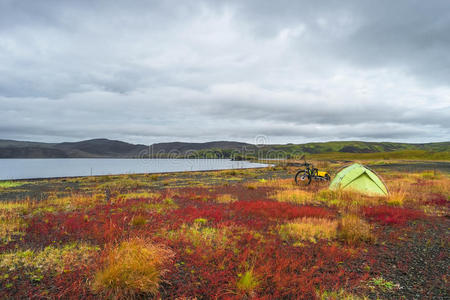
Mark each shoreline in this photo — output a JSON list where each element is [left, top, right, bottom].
[[2, 160, 449, 182]]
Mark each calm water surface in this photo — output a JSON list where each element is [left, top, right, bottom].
[[0, 159, 269, 180]]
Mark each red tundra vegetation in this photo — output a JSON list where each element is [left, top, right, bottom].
[[0, 166, 448, 299]]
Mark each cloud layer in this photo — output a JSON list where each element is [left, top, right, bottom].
[[1, 0, 449, 144]]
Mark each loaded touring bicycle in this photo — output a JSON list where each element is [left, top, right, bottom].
[[294, 157, 331, 185]]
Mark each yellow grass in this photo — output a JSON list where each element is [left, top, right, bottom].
[[165, 222, 263, 251], [0, 200, 34, 215], [92, 238, 174, 298], [420, 170, 441, 180], [387, 189, 406, 206], [0, 213, 27, 243], [216, 194, 238, 204], [244, 178, 295, 190], [338, 215, 374, 244], [118, 191, 161, 201], [0, 200, 33, 243], [278, 218, 338, 244], [278, 215, 374, 245], [315, 189, 383, 212], [428, 177, 450, 195], [130, 215, 147, 227], [129, 197, 178, 214], [46, 193, 99, 210], [271, 189, 315, 205], [166, 222, 229, 249]]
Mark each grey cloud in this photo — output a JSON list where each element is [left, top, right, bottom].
[[233, 0, 450, 85], [0, 0, 449, 143]]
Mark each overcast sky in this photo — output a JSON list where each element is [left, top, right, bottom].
[[0, 0, 449, 145]]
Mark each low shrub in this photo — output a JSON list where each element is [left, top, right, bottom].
[[337, 215, 374, 244], [278, 217, 338, 243], [363, 206, 424, 225], [225, 170, 237, 176], [426, 193, 448, 207], [246, 184, 257, 190], [92, 238, 174, 299]]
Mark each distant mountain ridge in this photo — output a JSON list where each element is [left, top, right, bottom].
[[0, 139, 147, 158], [0, 138, 448, 158], [150, 141, 255, 154]]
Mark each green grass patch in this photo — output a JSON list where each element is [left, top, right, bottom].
[[0, 243, 100, 281], [0, 181, 29, 189]]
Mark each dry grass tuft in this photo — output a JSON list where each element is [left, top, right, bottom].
[[316, 189, 384, 212], [0, 200, 33, 243], [0, 200, 34, 213], [272, 189, 315, 205], [92, 238, 174, 299], [278, 217, 338, 244], [47, 193, 99, 210], [236, 269, 260, 295], [216, 194, 238, 204], [119, 191, 161, 201], [166, 222, 230, 249], [387, 189, 406, 206], [245, 178, 295, 190], [0, 213, 27, 243], [130, 215, 147, 227], [338, 215, 374, 244], [317, 288, 368, 300]]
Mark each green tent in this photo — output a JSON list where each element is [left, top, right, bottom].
[[329, 163, 388, 196]]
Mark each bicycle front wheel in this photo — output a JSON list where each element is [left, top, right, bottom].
[[295, 170, 311, 185]]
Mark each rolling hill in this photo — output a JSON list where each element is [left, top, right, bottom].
[[0, 138, 448, 159], [0, 139, 147, 158]]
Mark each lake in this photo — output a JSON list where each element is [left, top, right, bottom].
[[0, 159, 269, 180]]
